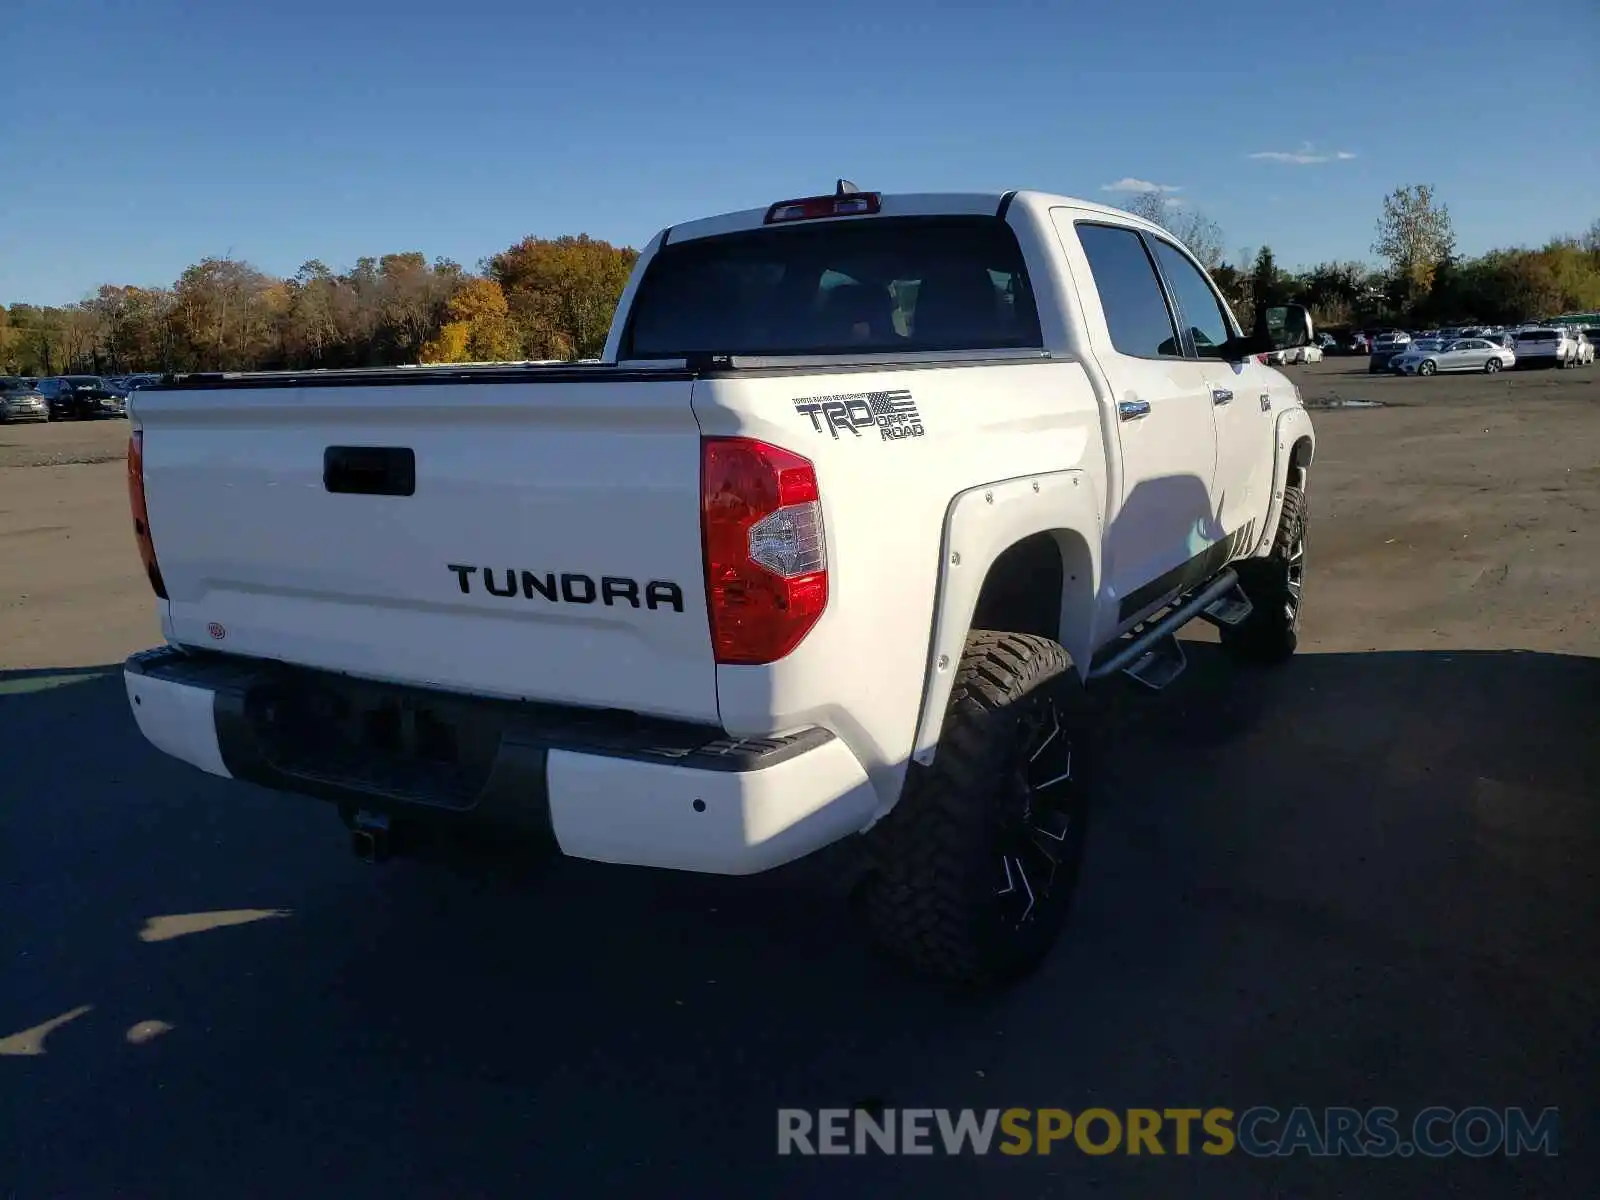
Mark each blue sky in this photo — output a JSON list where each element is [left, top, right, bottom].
[[4, 0, 1596, 306]]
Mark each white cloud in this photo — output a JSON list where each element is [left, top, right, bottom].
[[1248, 142, 1357, 165], [1100, 177, 1183, 194]]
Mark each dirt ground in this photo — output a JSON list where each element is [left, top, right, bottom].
[[1, 363, 1597, 1198]]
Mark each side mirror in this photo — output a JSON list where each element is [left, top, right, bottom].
[[1226, 303, 1314, 361], [1260, 304, 1313, 350]]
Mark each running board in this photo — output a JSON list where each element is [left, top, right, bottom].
[[1123, 634, 1186, 691], [1089, 569, 1240, 689], [1198, 581, 1253, 628]]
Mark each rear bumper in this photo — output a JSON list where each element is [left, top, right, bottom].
[[124, 647, 878, 876]]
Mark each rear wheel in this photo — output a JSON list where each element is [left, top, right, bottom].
[[859, 631, 1088, 985], [1484, 358, 1501, 374], [1223, 486, 1307, 665]]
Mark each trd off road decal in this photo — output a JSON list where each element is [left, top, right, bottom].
[[794, 389, 925, 442]]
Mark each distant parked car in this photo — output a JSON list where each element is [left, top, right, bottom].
[[1571, 330, 1595, 366], [1368, 331, 1413, 373], [1511, 328, 1576, 369], [1390, 337, 1516, 376], [0, 376, 50, 423], [36, 375, 127, 419]]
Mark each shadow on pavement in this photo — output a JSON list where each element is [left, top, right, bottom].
[[1, 649, 1595, 1198]]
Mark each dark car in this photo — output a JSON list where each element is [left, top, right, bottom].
[[0, 376, 51, 423], [1368, 331, 1413, 373], [37, 375, 127, 420]]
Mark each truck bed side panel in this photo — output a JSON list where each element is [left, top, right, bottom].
[[694, 358, 1106, 810]]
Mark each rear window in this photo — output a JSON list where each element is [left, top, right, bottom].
[[622, 216, 1042, 359]]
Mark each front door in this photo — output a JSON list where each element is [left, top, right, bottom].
[[1147, 236, 1275, 547]]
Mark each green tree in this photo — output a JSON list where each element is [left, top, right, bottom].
[[1250, 246, 1287, 315]]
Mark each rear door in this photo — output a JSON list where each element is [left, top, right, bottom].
[[1058, 216, 1219, 617], [135, 373, 722, 722]]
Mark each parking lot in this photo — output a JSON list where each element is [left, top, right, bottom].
[[2, 359, 1597, 1196]]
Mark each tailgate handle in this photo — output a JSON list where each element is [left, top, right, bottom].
[[323, 446, 416, 497]]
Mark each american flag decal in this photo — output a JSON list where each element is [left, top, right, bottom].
[[793, 388, 925, 442]]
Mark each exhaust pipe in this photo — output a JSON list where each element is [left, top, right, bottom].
[[349, 810, 392, 864]]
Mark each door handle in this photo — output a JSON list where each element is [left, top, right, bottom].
[[1212, 388, 1234, 405], [324, 446, 416, 496], [1118, 399, 1151, 421]]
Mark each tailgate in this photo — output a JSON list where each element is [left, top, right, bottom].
[[134, 375, 719, 723]]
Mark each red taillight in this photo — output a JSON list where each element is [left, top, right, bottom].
[[127, 430, 167, 599], [764, 192, 881, 224], [701, 438, 827, 665]]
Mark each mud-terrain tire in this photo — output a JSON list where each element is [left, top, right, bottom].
[[859, 631, 1088, 985], [1223, 486, 1307, 664]]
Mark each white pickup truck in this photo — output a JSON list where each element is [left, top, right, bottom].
[[123, 184, 1316, 984]]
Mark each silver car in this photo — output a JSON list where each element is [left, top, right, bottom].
[[0, 376, 50, 422], [1390, 337, 1516, 376]]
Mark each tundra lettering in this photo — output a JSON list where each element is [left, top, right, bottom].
[[446, 564, 684, 612]]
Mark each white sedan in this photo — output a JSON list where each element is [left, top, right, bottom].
[[1266, 343, 1323, 365], [1390, 337, 1516, 376]]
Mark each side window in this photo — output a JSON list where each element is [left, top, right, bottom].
[[1150, 239, 1234, 358], [1074, 223, 1182, 358]]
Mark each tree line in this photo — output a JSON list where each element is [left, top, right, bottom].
[[4, 187, 1598, 376], [1130, 185, 1600, 333], [0, 234, 637, 376]]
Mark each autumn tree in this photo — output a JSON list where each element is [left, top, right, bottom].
[[1120, 191, 1226, 270], [283, 261, 340, 365], [489, 234, 637, 360], [1582, 218, 1600, 257], [1373, 185, 1455, 304], [374, 252, 458, 361], [171, 257, 280, 369], [419, 277, 518, 363]]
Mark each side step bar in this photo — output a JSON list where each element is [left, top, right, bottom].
[[1088, 569, 1241, 690], [1198, 580, 1253, 629]]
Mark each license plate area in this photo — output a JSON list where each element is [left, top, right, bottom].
[[245, 673, 502, 809]]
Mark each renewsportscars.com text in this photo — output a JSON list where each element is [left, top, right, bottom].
[[777, 1106, 1559, 1158]]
